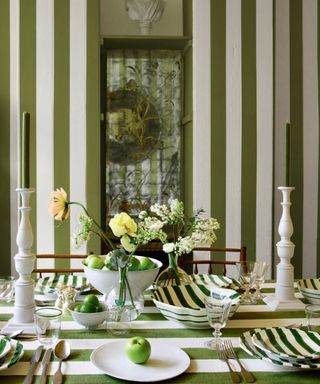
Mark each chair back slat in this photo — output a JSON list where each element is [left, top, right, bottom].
[[180, 246, 247, 276], [33, 254, 87, 277]]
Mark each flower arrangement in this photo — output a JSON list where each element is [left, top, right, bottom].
[[145, 200, 220, 285], [48, 188, 166, 310]]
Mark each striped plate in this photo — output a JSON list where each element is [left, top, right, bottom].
[[297, 279, 320, 304], [190, 274, 240, 289], [240, 329, 320, 369], [35, 275, 91, 297], [152, 283, 240, 329], [0, 337, 24, 371], [0, 338, 11, 359], [252, 327, 320, 360]]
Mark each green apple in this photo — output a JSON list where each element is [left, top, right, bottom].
[[102, 265, 111, 271], [87, 256, 104, 270], [125, 336, 151, 364], [73, 303, 82, 312], [79, 302, 97, 313], [128, 256, 140, 271], [84, 294, 100, 307], [138, 256, 156, 271], [83, 254, 97, 266]]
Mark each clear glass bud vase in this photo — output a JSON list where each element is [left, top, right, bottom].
[[106, 266, 144, 321], [155, 253, 191, 287]]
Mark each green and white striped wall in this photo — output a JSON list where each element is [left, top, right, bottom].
[[0, 0, 319, 278], [0, 0, 101, 275], [192, 0, 319, 278]]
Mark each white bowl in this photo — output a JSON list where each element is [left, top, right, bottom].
[[83, 256, 162, 297], [152, 283, 240, 329], [68, 302, 108, 329], [298, 279, 320, 303]]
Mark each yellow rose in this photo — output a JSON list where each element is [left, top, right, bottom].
[[109, 212, 137, 237], [120, 234, 136, 253]]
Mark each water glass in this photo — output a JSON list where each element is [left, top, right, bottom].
[[305, 304, 320, 333], [0, 276, 15, 302], [204, 295, 232, 349], [252, 261, 268, 301], [35, 307, 62, 346], [106, 306, 131, 336], [236, 261, 256, 304]]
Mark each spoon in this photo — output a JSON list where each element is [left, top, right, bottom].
[[53, 340, 71, 384]]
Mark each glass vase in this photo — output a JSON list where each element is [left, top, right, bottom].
[[106, 267, 144, 321], [155, 253, 191, 287]]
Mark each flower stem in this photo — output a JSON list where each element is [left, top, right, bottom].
[[69, 201, 115, 250]]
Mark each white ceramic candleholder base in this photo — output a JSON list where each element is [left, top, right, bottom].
[[263, 187, 305, 311], [2, 188, 36, 334]]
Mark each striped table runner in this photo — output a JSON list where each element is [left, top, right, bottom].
[[0, 283, 319, 383]]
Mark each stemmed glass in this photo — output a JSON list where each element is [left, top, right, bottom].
[[236, 261, 257, 304], [204, 295, 232, 349], [252, 261, 268, 301]]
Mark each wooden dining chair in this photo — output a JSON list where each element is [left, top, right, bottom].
[[33, 254, 88, 277], [179, 246, 247, 275]]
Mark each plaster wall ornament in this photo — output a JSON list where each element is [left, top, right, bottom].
[[125, 0, 166, 35]]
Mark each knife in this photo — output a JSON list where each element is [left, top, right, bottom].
[[39, 348, 53, 384], [23, 345, 44, 384]]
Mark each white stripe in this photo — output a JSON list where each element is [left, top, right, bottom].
[[226, 0, 242, 259], [192, 0, 211, 272], [36, 0, 54, 267], [70, 0, 87, 261], [4, 358, 296, 376], [2, 357, 299, 376], [274, 0, 290, 277], [256, 0, 273, 278], [302, 0, 319, 278], [9, 0, 20, 276]]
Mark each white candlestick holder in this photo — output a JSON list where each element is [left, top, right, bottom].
[[264, 186, 304, 311], [3, 188, 36, 333]]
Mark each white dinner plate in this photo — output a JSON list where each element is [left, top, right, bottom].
[[90, 339, 190, 382]]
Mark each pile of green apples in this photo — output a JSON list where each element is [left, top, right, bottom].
[[73, 294, 103, 313], [83, 254, 157, 272]]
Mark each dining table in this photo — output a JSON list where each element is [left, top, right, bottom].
[[0, 281, 319, 384]]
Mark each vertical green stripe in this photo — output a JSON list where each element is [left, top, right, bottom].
[[0, 0, 11, 274], [54, 0, 70, 268], [211, 0, 226, 251], [20, 0, 36, 252], [290, 0, 303, 277], [183, 47, 193, 216], [241, 0, 257, 261], [272, 0, 276, 278], [318, 0, 320, 276], [182, 1, 192, 217], [86, 0, 100, 254]]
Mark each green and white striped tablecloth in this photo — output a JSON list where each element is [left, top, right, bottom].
[[0, 283, 319, 383]]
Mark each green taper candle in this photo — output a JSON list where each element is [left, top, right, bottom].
[[21, 112, 30, 188], [284, 121, 290, 187]]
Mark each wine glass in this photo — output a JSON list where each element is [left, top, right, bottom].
[[236, 261, 257, 304], [252, 261, 268, 301], [204, 295, 232, 349]]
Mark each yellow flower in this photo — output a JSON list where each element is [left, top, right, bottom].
[[48, 187, 70, 221], [120, 234, 136, 253], [109, 212, 137, 237]]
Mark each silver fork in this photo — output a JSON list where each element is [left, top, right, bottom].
[[217, 343, 242, 383], [224, 339, 255, 383]]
